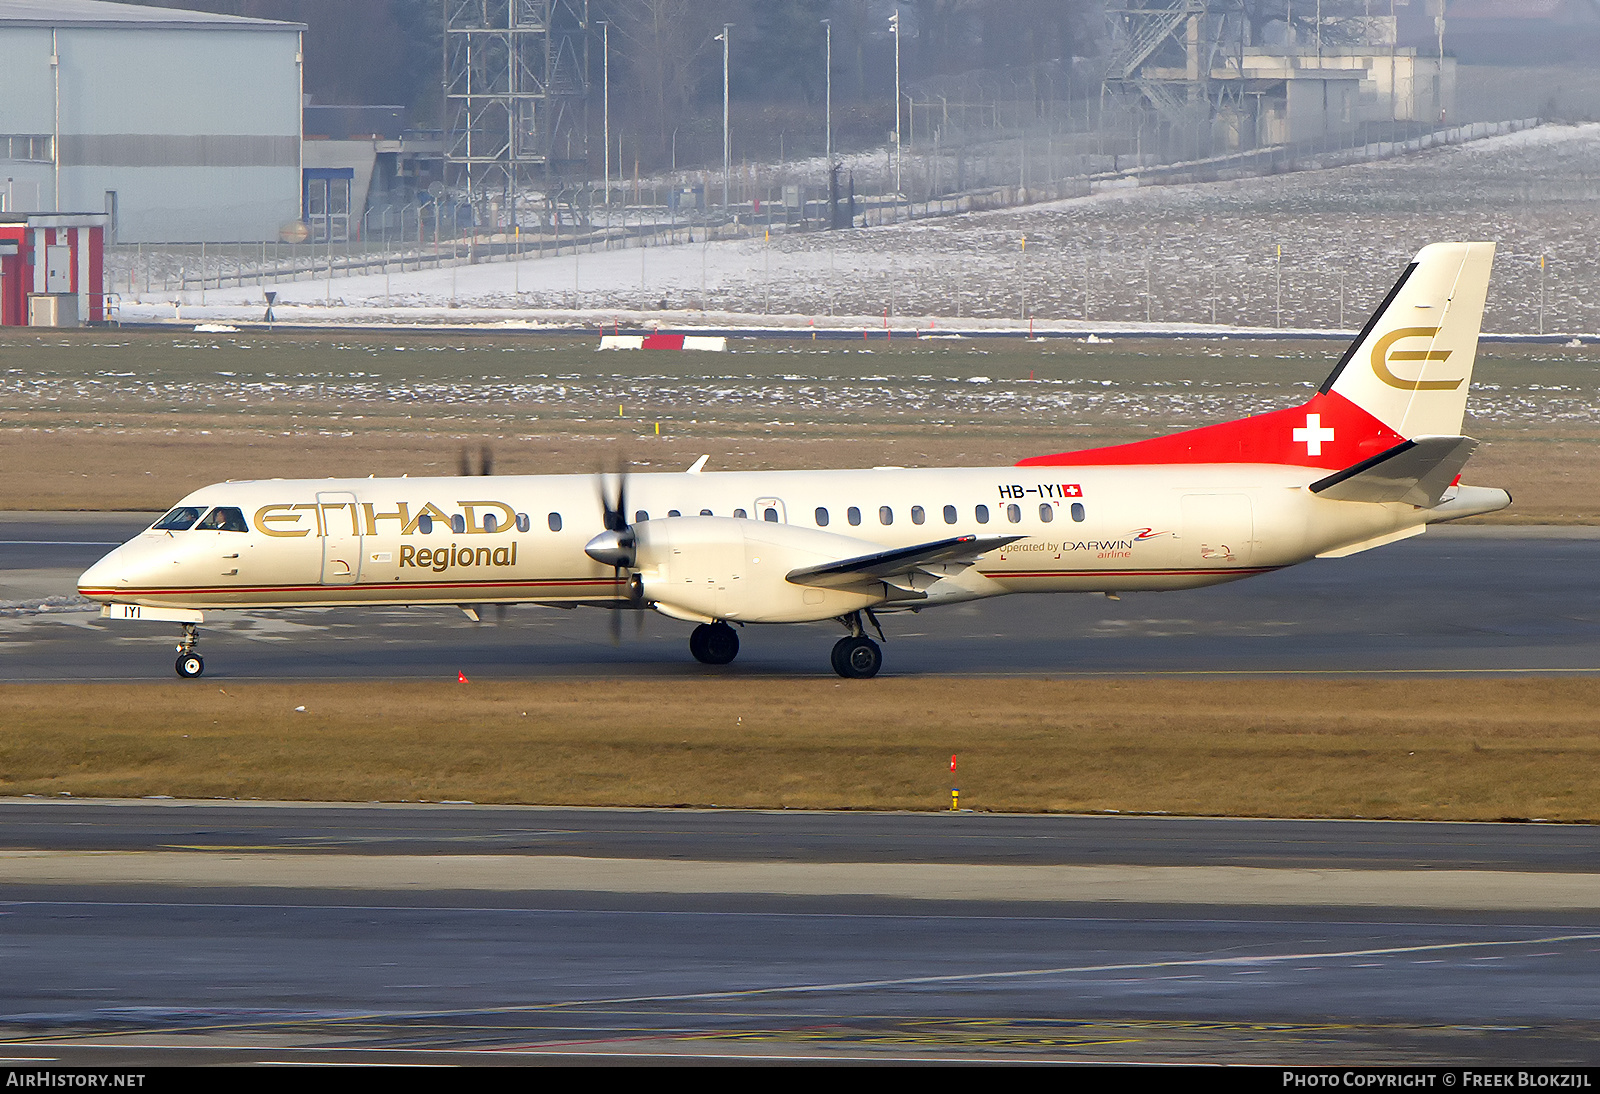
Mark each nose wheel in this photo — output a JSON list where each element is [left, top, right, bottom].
[[174, 623, 204, 679], [689, 622, 739, 665]]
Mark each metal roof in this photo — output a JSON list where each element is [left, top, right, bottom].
[[0, 0, 302, 32]]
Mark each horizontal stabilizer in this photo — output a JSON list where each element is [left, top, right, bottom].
[[1310, 435, 1477, 507], [787, 534, 1022, 589]]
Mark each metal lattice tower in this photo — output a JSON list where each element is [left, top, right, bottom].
[[1103, 1, 1398, 150], [1103, 0, 1248, 134], [443, 0, 589, 225]]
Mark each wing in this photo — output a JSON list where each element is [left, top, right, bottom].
[[1309, 435, 1478, 508], [786, 533, 1022, 597]]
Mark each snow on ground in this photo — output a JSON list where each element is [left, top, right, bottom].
[[120, 123, 1600, 336]]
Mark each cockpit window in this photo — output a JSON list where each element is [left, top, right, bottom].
[[152, 506, 204, 531], [194, 506, 248, 532]]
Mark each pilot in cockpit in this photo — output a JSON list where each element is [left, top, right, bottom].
[[193, 506, 249, 533]]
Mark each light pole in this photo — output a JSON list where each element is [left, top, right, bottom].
[[600, 21, 609, 215], [822, 18, 832, 167], [717, 24, 732, 212], [889, 8, 902, 201]]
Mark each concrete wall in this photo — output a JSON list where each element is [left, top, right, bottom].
[[0, 21, 301, 241]]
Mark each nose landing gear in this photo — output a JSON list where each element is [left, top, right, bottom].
[[174, 623, 204, 679]]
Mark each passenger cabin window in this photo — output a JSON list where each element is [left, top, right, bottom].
[[700, 509, 713, 516], [848, 506, 861, 526], [815, 507, 829, 527], [1039, 503, 1054, 523], [483, 514, 498, 533], [734, 508, 747, 519], [635, 510, 649, 524], [975, 504, 989, 524], [194, 506, 248, 533], [451, 514, 466, 534], [515, 513, 531, 533], [763, 507, 779, 522], [1071, 502, 1085, 522], [152, 506, 204, 532], [668, 509, 681, 518], [943, 505, 957, 525], [911, 505, 925, 525], [418, 514, 434, 534], [879, 506, 893, 526], [548, 512, 562, 532], [1006, 503, 1021, 524]]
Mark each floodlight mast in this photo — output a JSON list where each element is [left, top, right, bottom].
[[717, 24, 732, 211], [889, 8, 902, 200], [822, 18, 832, 167]]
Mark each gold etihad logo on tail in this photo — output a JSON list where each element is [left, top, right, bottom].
[[1370, 327, 1463, 391]]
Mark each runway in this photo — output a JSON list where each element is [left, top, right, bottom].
[[4, 514, 1600, 679], [7, 520, 1599, 1062], [2, 802, 1598, 1064]]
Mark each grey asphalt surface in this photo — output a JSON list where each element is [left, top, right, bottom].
[[0, 799, 1595, 871], [4, 887, 1599, 1064], [4, 516, 1600, 679], [0, 803, 1597, 1063], [6, 520, 1600, 1062]]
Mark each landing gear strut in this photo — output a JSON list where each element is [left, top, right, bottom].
[[830, 611, 883, 679], [174, 623, 204, 679], [689, 621, 739, 665]]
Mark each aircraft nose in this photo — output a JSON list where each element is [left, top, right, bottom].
[[77, 543, 134, 601]]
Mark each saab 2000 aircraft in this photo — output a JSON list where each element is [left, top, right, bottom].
[[78, 242, 1508, 680]]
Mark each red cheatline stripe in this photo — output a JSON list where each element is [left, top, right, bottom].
[[80, 578, 620, 597], [982, 567, 1280, 579]]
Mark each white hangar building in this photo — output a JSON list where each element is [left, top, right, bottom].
[[0, 0, 303, 243]]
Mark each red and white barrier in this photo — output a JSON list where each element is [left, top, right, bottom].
[[599, 333, 728, 352]]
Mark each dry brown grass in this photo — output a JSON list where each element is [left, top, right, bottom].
[[2, 678, 1597, 820], [7, 329, 1600, 519]]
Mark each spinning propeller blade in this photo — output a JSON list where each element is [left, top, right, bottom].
[[588, 465, 638, 645], [459, 445, 497, 476]]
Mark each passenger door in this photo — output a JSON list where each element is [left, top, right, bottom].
[[317, 491, 363, 584]]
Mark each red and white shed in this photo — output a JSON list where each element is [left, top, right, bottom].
[[0, 213, 109, 327]]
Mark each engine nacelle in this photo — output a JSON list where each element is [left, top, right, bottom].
[[632, 516, 887, 624]]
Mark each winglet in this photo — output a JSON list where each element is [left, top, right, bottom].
[[687, 455, 709, 474]]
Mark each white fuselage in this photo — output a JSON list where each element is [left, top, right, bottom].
[[78, 463, 1423, 619]]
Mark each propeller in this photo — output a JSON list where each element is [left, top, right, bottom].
[[584, 467, 644, 643], [458, 445, 496, 476]]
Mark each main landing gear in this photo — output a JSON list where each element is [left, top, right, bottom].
[[831, 610, 884, 679], [174, 623, 204, 679], [685, 612, 886, 678], [831, 636, 881, 679], [689, 621, 740, 665]]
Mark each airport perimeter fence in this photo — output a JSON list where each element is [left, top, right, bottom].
[[99, 233, 1581, 338], [883, 245, 1574, 339], [96, 116, 1584, 334]]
